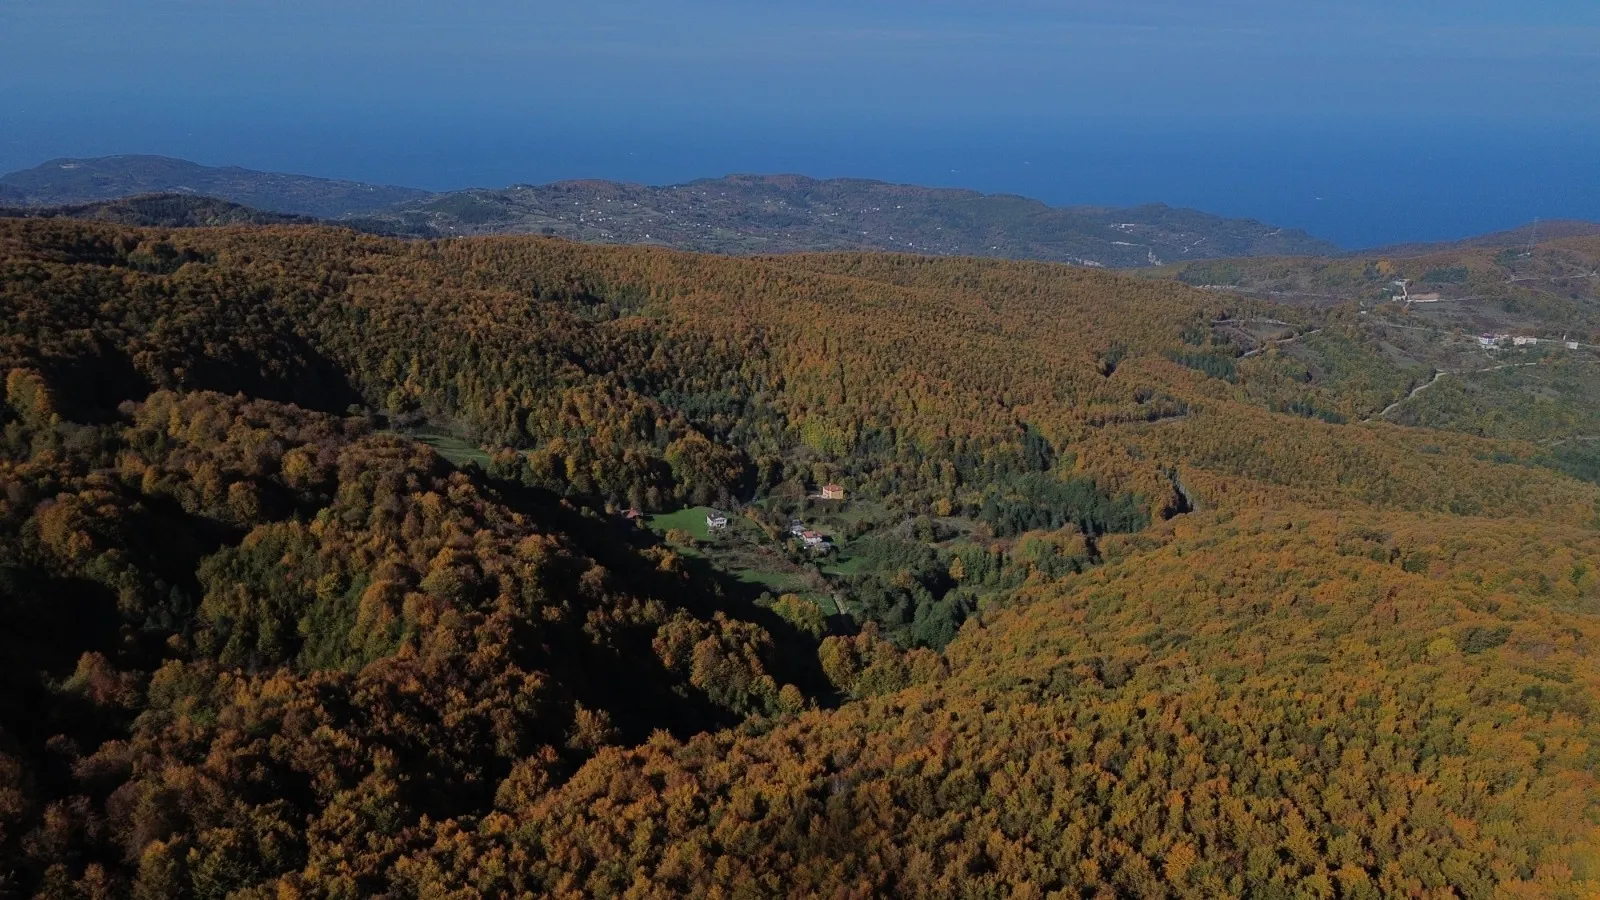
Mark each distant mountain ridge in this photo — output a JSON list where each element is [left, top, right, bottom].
[[1, 155, 1343, 267], [0, 193, 324, 229], [0, 155, 429, 219], [374, 174, 1341, 266]]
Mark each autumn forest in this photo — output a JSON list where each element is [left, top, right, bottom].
[[1, 217, 1598, 898]]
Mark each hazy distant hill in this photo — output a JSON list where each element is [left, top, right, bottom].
[[0, 193, 323, 228], [371, 174, 1341, 266], [2, 157, 1339, 267], [0, 155, 430, 218], [15, 155, 1592, 268]]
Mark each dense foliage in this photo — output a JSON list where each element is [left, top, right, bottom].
[[0, 218, 1596, 897]]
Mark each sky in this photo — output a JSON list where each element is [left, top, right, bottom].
[[2, 0, 1598, 246]]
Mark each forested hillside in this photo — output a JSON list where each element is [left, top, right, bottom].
[[0, 195, 323, 229], [1149, 234, 1600, 477], [0, 218, 1596, 898]]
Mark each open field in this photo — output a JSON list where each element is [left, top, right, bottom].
[[647, 506, 726, 542], [411, 431, 492, 468]]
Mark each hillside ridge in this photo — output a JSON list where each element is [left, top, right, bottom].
[[0, 154, 431, 219]]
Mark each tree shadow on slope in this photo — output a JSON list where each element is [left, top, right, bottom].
[[478, 474, 842, 738]]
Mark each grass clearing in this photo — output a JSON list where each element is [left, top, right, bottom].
[[821, 555, 869, 577], [647, 506, 727, 542], [412, 432, 492, 469], [825, 499, 889, 527], [728, 562, 809, 594], [381, 422, 493, 469]]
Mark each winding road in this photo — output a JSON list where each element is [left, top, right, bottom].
[[1241, 328, 1323, 359], [1366, 362, 1541, 422]]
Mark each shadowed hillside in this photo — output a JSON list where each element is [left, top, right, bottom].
[[0, 193, 322, 228]]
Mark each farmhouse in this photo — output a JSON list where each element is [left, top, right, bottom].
[[821, 484, 846, 501], [706, 514, 729, 530]]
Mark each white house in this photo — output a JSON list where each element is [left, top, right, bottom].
[[706, 514, 729, 530], [1513, 336, 1538, 347]]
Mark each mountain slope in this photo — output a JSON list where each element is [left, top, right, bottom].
[[0, 155, 431, 218], [1143, 234, 1600, 449], [489, 507, 1600, 898], [1370, 219, 1600, 257]]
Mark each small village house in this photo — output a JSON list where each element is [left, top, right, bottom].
[[706, 513, 729, 530], [821, 484, 846, 501]]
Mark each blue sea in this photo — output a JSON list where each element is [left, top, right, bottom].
[[4, 108, 1596, 250]]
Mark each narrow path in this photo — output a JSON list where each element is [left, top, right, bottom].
[[1369, 370, 1444, 421], [1508, 272, 1598, 284], [1365, 320, 1439, 333], [1542, 434, 1600, 448], [1365, 362, 1541, 422], [1241, 328, 1322, 359], [1213, 317, 1298, 328]]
